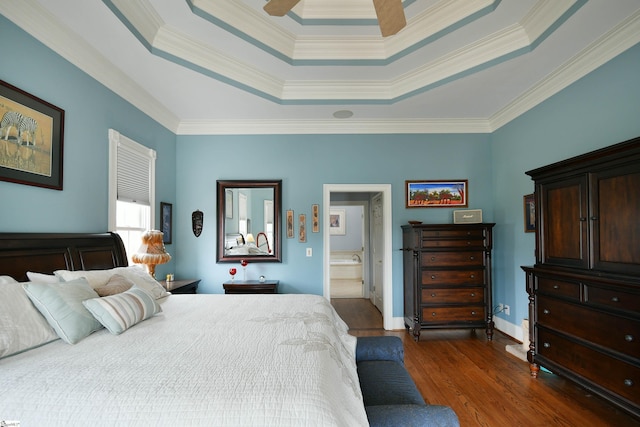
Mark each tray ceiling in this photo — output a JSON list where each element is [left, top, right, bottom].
[[2, 0, 639, 134]]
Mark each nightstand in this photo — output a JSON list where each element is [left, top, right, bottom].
[[223, 280, 278, 294], [159, 279, 200, 294]]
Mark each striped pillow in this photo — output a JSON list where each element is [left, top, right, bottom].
[[83, 286, 162, 335]]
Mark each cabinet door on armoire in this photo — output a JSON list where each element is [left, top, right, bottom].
[[589, 164, 640, 275], [538, 175, 589, 269]]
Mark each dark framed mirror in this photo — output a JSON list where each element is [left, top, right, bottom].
[[217, 180, 282, 263]]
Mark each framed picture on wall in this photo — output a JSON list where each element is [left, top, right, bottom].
[[299, 214, 306, 242], [312, 204, 319, 233], [523, 193, 535, 233], [0, 80, 65, 190], [286, 209, 294, 238], [405, 180, 468, 208], [329, 209, 346, 235], [160, 202, 172, 244]]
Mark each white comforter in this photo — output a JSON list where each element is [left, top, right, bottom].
[[0, 294, 368, 426]]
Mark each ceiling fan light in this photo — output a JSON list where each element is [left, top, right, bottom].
[[372, 0, 406, 37], [263, 0, 302, 17]]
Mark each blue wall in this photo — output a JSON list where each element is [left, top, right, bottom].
[[0, 15, 177, 273], [2, 13, 640, 331], [174, 134, 493, 314], [491, 43, 640, 327]]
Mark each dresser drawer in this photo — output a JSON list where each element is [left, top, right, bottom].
[[537, 328, 640, 404], [421, 239, 486, 249], [421, 251, 483, 267], [585, 284, 640, 314], [537, 277, 580, 301], [537, 296, 639, 358], [422, 269, 484, 285], [421, 287, 484, 304], [421, 229, 484, 239], [421, 306, 485, 323]]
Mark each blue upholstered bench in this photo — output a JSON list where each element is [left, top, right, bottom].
[[355, 336, 460, 427]]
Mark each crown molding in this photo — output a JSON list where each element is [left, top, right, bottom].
[[176, 118, 493, 135], [0, 0, 180, 133], [489, 9, 640, 131]]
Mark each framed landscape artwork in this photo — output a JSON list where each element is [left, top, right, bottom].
[[406, 180, 468, 208], [0, 80, 65, 190]]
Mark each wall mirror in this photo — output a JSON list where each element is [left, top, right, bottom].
[[217, 180, 282, 263]]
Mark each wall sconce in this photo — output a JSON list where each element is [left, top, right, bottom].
[[132, 230, 171, 278]]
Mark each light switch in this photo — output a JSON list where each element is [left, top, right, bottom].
[[306, 248, 312, 257]]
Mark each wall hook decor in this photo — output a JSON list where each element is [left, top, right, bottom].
[[192, 210, 203, 237]]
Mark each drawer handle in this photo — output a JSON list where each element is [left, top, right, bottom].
[[471, 311, 476, 315], [611, 296, 620, 303], [624, 379, 634, 387], [467, 241, 471, 245], [625, 335, 634, 342], [431, 312, 437, 317], [431, 257, 436, 261], [470, 293, 476, 297], [470, 274, 475, 279], [543, 309, 550, 315], [553, 284, 559, 289], [469, 256, 475, 260], [431, 275, 436, 280], [431, 293, 437, 297], [543, 342, 551, 348]]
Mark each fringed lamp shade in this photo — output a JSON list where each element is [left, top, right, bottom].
[[132, 230, 171, 278]]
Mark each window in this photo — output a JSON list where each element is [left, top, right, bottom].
[[108, 129, 156, 263]]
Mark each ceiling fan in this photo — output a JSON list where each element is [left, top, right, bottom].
[[263, 0, 406, 37]]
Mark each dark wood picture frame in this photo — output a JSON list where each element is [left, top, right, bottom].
[[523, 193, 535, 233], [406, 180, 468, 208], [160, 202, 173, 244], [0, 80, 65, 190]]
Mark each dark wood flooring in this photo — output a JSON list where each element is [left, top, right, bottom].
[[332, 298, 640, 427]]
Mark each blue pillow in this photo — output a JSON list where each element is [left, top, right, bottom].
[[22, 278, 103, 344]]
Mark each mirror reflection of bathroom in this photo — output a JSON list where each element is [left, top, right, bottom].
[[329, 204, 366, 299]]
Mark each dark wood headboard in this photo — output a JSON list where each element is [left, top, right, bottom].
[[0, 232, 128, 282]]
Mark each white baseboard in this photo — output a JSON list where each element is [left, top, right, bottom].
[[494, 316, 523, 342], [389, 316, 525, 343]]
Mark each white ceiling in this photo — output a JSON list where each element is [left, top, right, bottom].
[[2, 0, 640, 135]]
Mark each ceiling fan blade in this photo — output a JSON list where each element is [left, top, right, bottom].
[[372, 0, 406, 37], [263, 0, 302, 17]]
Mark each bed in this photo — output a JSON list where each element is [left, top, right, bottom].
[[0, 232, 368, 426]]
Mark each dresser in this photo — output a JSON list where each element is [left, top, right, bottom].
[[522, 137, 640, 418], [159, 278, 200, 294], [402, 223, 495, 341]]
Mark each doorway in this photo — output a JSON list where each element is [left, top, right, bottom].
[[323, 184, 393, 330]]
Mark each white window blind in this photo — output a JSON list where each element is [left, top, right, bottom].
[[117, 143, 151, 205]]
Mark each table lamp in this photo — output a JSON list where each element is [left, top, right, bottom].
[[132, 230, 171, 278]]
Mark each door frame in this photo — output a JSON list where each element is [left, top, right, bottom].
[[323, 184, 393, 330]]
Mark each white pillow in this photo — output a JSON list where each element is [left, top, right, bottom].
[[83, 286, 162, 335], [55, 266, 169, 300], [27, 272, 60, 284], [22, 278, 103, 344], [0, 282, 59, 358], [0, 276, 18, 285]]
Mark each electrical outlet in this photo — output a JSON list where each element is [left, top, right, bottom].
[[504, 305, 510, 316], [306, 248, 312, 257], [498, 303, 504, 313]]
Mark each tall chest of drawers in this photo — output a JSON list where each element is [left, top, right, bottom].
[[523, 137, 640, 418], [402, 223, 495, 341]]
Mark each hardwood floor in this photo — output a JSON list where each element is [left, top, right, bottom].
[[332, 298, 640, 427]]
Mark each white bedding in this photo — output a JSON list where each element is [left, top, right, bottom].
[[0, 294, 368, 426]]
